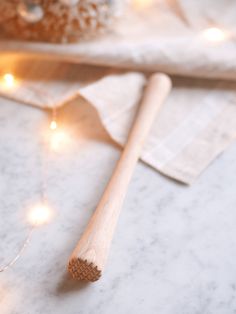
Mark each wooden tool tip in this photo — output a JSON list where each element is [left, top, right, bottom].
[[68, 258, 101, 282], [150, 73, 172, 88]]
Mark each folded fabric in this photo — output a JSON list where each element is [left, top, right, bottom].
[[1, 1, 236, 81], [175, 0, 236, 31], [1, 1, 236, 184], [0, 56, 235, 184]]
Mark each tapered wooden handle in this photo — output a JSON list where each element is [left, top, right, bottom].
[[68, 73, 172, 281]]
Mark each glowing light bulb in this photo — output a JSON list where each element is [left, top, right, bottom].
[[202, 27, 227, 42], [50, 130, 68, 151], [50, 120, 57, 130], [28, 204, 52, 226], [2, 73, 15, 88], [133, 0, 153, 9]]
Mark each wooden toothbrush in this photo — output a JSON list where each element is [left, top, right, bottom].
[[68, 73, 172, 282]]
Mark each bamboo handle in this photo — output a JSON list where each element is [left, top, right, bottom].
[[68, 73, 172, 281]]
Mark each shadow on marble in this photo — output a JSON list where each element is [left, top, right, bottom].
[[56, 272, 90, 295]]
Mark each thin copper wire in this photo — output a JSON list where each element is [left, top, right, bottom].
[[0, 227, 34, 272], [0, 107, 56, 273]]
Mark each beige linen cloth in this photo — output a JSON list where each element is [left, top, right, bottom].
[[0, 0, 236, 184]]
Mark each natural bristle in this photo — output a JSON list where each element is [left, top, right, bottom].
[[68, 258, 101, 282]]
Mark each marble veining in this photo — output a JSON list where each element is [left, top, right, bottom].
[[0, 96, 236, 314]]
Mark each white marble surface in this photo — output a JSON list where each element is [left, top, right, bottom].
[[1, 95, 236, 314]]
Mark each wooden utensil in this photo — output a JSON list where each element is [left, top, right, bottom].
[[68, 73, 172, 282]]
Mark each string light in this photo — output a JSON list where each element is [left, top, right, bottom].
[[28, 203, 52, 226], [50, 120, 58, 130], [0, 202, 52, 272], [0, 227, 34, 273], [202, 27, 228, 42], [2, 73, 16, 88], [132, 0, 154, 10], [48, 108, 70, 151], [50, 129, 69, 151], [50, 106, 58, 130], [1, 107, 61, 273]]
